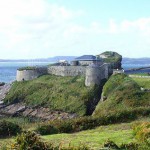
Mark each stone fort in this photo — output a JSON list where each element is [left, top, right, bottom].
[[16, 55, 113, 86]]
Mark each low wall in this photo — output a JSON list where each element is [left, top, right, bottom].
[[16, 67, 47, 81], [47, 66, 86, 76]]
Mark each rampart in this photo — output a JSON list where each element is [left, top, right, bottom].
[[16, 67, 47, 81], [47, 66, 86, 76], [16, 64, 110, 86], [85, 64, 109, 86]]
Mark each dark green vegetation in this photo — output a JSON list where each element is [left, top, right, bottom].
[[17, 66, 37, 71], [97, 51, 122, 63], [93, 74, 150, 116], [4, 75, 103, 116], [0, 120, 21, 137], [36, 108, 150, 135]]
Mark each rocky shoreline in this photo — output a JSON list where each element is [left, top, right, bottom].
[[0, 83, 77, 121]]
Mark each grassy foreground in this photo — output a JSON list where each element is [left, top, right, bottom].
[[42, 117, 150, 149], [42, 123, 134, 149], [1, 118, 149, 150], [4, 75, 102, 116]]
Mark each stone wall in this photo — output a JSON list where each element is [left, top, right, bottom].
[[47, 66, 86, 76], [85, 64, 109, 86], [16, 65, 110, 87], [16, 67, 47, 81]]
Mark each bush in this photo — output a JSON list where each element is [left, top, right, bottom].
[[11, 131, 89, 150], [37, 124, 59, 135], [132, 122, 150, 144], [0, 120, 22, 137], [36, 108, 150, 135], [103, 140, 139, 150], [11, 131, 51, 150]]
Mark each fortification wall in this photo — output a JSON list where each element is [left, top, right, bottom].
[[16, 67, 47, 81], [47, 66, 86, 76], [85, 64, 109, 86], [16, 65, 110, 87]]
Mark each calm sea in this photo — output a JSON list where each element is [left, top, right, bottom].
[[0, 62, 150, 83]]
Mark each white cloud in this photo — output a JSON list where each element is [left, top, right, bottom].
[[0, 0, 150, 58], [109, 18, 150, 35]]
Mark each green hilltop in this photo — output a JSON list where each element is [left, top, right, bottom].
[[4, 75, 104, 116], [93, 74, 150, 116]]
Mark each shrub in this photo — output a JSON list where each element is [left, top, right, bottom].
[[120, 142, 139, 150], [103, 139, 119, 149], [37, 124, 59, 135], [0, 120, 22, 137], [132, 122, 150, 144], [11, 131, 89, 150], [103, 140, 140, 150], [11, 131, 51, 150], [36, 107, 150, 136]]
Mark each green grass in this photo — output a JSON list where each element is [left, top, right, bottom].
[[130, 73, 150, 76], [17, 66, 37, 71], [4, 75, 102, 116], [0, 138, 14, 149], [131, 77, 150, 89], [93, 74, 150, 116], [0, 118, 150, 149], [97, 51, 122, 63], [42, 122, 135, 149]]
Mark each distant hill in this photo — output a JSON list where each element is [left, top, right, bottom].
[[1, 56, 150, 65], [0, 56, 77, 62]]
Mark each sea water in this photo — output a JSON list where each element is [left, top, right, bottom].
[[0, 62, 51, 83]]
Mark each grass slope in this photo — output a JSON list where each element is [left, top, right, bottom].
[[93, 74, 150, 116], [4, 75, 102, 116]]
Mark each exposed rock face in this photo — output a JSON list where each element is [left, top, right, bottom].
[[0, 84, 77, 120], [0, 83, 11, 104], [0, 103, 77, 121]]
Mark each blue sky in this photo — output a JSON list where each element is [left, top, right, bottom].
[[1, 0, 150, 59]]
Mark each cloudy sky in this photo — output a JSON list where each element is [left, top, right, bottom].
[[0, 0, 150, 59]]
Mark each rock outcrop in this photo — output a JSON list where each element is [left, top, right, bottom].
[[97, 51, 122, 69], [0, 83, 11, 104], [0, 103, 77, 121]]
